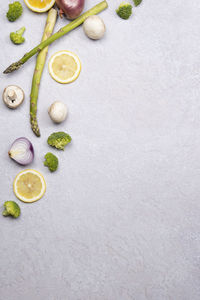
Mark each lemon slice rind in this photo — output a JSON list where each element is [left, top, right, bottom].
[[24, 0, 55, 13], [13, 169, 46, 203], [48, 50, 81, 84]]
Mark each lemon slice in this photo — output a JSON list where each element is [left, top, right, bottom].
[[48, 50, 81, 84], [24, 0, 55, 13], [13, 169, 46, 203]]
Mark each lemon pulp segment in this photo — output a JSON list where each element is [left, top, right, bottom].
[[52, 54, 78, 80], [16, 173, 43, 199], [24, 0, 55, 12]]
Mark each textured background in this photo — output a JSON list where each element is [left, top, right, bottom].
[[1, 0, 200, 299]]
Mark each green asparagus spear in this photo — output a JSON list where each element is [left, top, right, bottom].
[[30, 8, 57, 137]]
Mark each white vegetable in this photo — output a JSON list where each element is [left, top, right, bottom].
[[3, 85, 24, 109], [83, 15, 106, 40], [48, 101, 68, 123]]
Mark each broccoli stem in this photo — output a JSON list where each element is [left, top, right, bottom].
[[16, 26, 25, 36], [16, 27, 26, 35], [2, 209, 9, 217], [3, 1, 108, 74], [30, 8, 57, 137]]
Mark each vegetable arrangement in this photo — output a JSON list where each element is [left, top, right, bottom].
[[3, 1, 108, 74], [2, 0, 143, 219]]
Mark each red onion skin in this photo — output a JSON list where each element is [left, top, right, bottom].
[[8, 137, 34, 166], [55, 0, 85, 20]]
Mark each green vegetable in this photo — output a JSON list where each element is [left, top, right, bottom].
[[116, 2, 132, 20], [7, 1, 23, 22], [30, 8, 57, 137], [10, 27, 25, 45], [3, 0, 108, 74], [2, 201, 21, 218], [44, 152, 59, 172], [133, 0, 142, 6], [47, 132, 72, 150]]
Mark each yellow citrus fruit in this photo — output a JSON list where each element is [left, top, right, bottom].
[[13, 169, 46, 203], [48, 50, 81, 84], [24, 0, 55, 13]]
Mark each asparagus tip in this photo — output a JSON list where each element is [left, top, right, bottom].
[[31, 117, 41, 137], [3, 61, 23, 74]]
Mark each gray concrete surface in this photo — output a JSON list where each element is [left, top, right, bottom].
[[1, 0, 200, 299]]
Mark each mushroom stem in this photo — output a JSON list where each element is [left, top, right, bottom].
[[3, 85, 24, 109], [7, 89, 16, 101]]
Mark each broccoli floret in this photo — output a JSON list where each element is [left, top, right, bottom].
[[116, 2, 133, 20], [7, 1, 23, 22], [44, 152, 58, 172], [47, 132, 72, 150], [2, 201, 21, 218], [10, 27, 25, 45], [133, 0, 142, 6]]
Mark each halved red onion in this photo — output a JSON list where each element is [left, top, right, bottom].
[[8, 137, 34, 165], [55, 0, 85, 20]]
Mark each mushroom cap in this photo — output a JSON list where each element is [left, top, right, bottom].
[[83, 15, 106, 40], [3, 85, 25, 109], [48, 101, 68, 123]]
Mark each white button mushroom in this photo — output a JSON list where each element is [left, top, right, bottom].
[[3, 85, 25, 109], [48, 101, 68, 123], [83, 15, 106, 40]]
